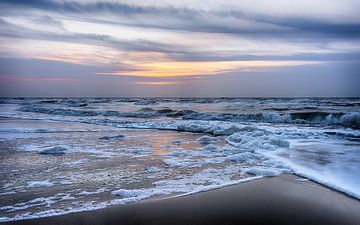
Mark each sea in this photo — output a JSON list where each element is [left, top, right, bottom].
[[0, 97, 359, 221]]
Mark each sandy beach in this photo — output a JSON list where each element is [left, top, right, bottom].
[[3, 174, 359, 225]]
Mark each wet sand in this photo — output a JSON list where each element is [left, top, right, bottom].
[[3, 174, 360, 225]]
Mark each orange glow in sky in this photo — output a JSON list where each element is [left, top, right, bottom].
[[130, 81, 184, 85], [97, 60, 320, 78]]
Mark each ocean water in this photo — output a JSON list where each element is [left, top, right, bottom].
[[0, 97, 359, 221]]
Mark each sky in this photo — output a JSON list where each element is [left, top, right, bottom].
[[0, 0, 359, 97]]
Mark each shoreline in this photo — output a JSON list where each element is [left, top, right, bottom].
[[3, 174, 360, 225]]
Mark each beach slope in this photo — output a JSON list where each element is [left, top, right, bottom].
[[4, 175, 360, 225]]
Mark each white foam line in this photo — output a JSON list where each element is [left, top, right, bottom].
[[265, 152, 360, 200], [0, 176, 264, 222], [173, 175, 264, 198]]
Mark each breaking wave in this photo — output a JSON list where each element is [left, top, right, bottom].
[[184, 111, 360, 128], [19, 105, 360, 128]]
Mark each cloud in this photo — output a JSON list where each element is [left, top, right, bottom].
[[129, 81, 185, 85], [0, 18, 188, 54], [1, 0, 359, 38], [0, 57, 118, 78], [1, 15, 359, 66], [97, 60, 322, 78], [171, 52, 360, 62], [32, 15, 65, 29], [0, 0, 359, 96]]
